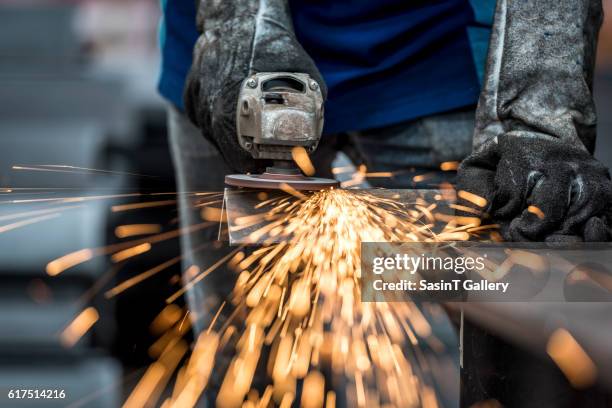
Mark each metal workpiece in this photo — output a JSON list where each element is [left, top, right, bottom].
[[236, 72, 324, 161], [221, 189, 449, 245]]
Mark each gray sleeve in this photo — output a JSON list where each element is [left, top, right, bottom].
[[473, 0, 603, 153]]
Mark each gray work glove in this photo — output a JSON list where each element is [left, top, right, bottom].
[[457, 0, 612, 242], [184, 0, 326, 174]]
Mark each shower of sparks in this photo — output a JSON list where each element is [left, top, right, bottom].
[[6, 157, 608, 408], [166, 247, 244, 304], [0, 165, 507, 407], [336, 162, 460, 189], [138, 188, 486, 408], [2, 193, 143, 205], [124, 339, 188, 408], [45, 221, 214, 277], [0, 191, 195, 206], [105, 255, 183, 298]]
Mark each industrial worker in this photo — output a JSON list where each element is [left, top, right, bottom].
[[161, 0, 611, 245], [160, 0, 491, 348], [158, 0, 611, 405]]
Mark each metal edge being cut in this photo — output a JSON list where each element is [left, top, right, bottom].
[[223, 189, 448, 245], [225, 174, 340, 190]]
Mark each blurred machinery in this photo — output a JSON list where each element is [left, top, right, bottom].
[[0, 2, 179, 406]]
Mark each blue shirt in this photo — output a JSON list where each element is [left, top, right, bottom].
[[158, 0, 495, 134]]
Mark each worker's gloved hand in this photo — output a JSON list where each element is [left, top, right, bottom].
[[458, 0, 611, 242], [457, 135, 612, 242], [184, 0, 326, 174]]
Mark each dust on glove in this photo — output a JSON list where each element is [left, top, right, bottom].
[[457, 0, 611, 242]]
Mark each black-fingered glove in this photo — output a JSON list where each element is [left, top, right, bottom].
[[184, 0, 326, 174], [458, 135, 612, 242], [457, 0, 611, 242]]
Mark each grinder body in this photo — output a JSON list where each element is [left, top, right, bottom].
[[225, 72, 339, 190]]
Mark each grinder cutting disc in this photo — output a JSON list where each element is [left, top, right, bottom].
[[225, 168, 339, 191]]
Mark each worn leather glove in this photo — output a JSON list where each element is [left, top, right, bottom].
[[457, 0, 612, 242], [184, 0, 326, 174], [458, 135, 612, 241]]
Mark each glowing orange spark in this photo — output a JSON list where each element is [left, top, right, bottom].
[[50, 222, 213, 277], [365, 171, 394, 178], [150, 305, 184, 336], [111, 243, 151, 263], [547, 328, 597, 388], [279, 183, 308, 200], [121, 188, 484, 407], [111, 200, 176, 212], [125, 340, 188, 408], [440, 161, 459, 171], [115, 224, 162, 238], [527, 205, 545, 219], [449, 203, 482, 215], [12, 164, 155, 178], [291, 146, 315, 176], [166, 247, 244, 304], [301, 371, 325, 408], [457, 190, 488, 208], [106, 256, 182, 298], [412, 173, 436, 183], [4, 193, 144, 205], [46, 248, 94, 276], [60, 307, 99, 347]]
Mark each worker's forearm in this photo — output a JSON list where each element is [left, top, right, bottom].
[[192, 0, 302, 77], [184, 0, 324, 174], [195, 0, 293, 34], [474, 0, 603, 153]]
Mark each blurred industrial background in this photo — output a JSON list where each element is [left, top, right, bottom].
[[0, 1, 179, 406], [0, 1, 611, 407]]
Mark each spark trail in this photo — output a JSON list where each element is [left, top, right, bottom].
[[159, 188, 472, 408], [5, 161, 597, 407], [3, 170, 478, 407]]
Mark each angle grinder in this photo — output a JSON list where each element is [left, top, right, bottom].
[[224, 72, 339, 190]]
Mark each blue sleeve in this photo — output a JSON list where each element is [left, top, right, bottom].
[[158, 0, 200, 110]]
